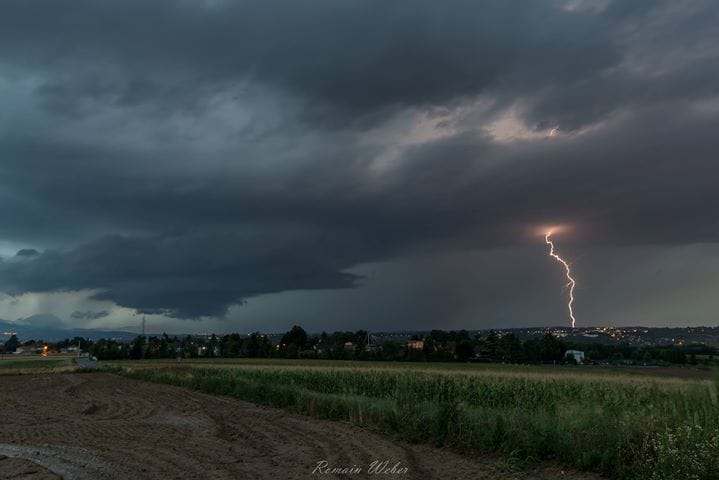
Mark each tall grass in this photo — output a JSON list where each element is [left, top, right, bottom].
[[124, 365, 719, 479]]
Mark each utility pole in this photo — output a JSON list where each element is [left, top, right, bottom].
[[141, 315, 146, 360]]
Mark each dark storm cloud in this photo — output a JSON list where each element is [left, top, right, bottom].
[[0, 231, 361, 318], [0, 0, 718, 321], [520, 2, 719, 131], [387, 105, 719, 247], [70, 310, 110, 320], [0, 0, 620, 122]]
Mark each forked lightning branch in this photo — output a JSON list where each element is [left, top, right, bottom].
[[545, 230, 577, 328]]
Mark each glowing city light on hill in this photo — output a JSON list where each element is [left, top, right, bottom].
[[545, 230, 577, 328]]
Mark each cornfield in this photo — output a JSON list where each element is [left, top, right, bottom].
[[123, 363, 719, 479]]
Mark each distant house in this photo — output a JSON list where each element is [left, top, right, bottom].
[[406, 339, 424, 350], [343, 341, 356, 351], [14, 342, 44, 355], [566, 349, 585, 363]]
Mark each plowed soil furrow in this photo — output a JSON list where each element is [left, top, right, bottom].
[[0, 373, 600, 480]]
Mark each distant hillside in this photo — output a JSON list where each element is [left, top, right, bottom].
[[0, 318, 137, 342]]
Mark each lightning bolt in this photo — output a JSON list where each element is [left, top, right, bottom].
[[545, 230, 577, 328]]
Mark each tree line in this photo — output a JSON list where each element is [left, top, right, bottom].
[[77, 326, 715, 365]]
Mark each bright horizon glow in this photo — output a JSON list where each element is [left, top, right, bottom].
[[545, 230, 577, 328]]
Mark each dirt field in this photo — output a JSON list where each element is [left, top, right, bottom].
[[0, 373, 599, 480]]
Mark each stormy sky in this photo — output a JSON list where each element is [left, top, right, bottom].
[[1, 0, 718, 333]]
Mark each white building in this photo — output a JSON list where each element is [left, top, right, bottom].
[[566, 349, 585, 363]]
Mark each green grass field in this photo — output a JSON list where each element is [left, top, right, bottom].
[[0, 356, 80, 376], [113, 359, 719, 479], [0, 357, 75, 370], [113, 357, 717, 379]]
